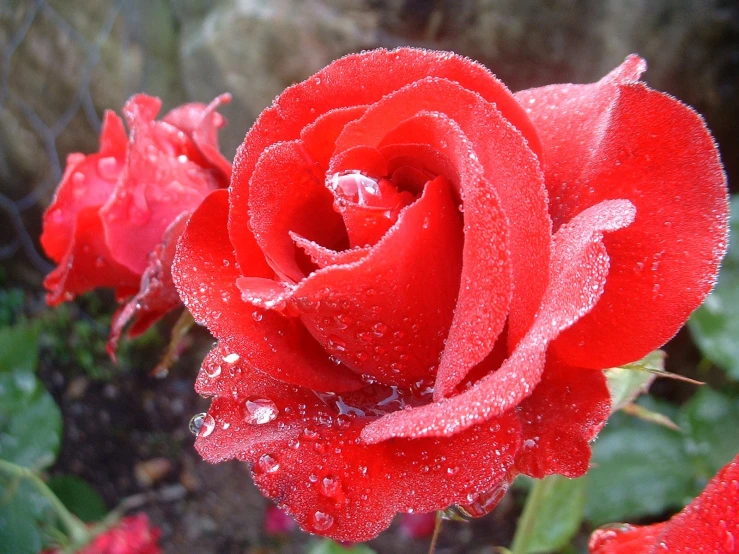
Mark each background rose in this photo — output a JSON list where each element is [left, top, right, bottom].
[[589, 453, 739, 553], [172, 48, 727, 540], [41, 93, 231, 353], [42, 514, 161, 554]]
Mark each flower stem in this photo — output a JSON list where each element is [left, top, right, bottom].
[[428, 511, 443, 554], [0, 459, 90, 546], [510, 476, 552, 554]]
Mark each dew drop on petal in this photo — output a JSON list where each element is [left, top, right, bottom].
[[312, 511, 334, 531], [256, 453, 280, 474], [97, 156, 119, 180], [189, 413, 215, 437], [244, 397, 279, 425]]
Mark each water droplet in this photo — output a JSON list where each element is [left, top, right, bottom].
[[252, 310, 263, 322], [206, 364, 222, 378], [312, 511, 334, 531], [244, 397, 279, 425], [319, 475, 343, 500], [328, 171, 380, 206], [327, 335, 346, 352], [189, 413, 215, 437], [256, 453, 280, 474], [97, 156, 119, 180], [223, 353, 240, 364]]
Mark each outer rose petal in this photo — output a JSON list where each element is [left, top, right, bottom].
[[194, 344, 521, 542], [44, 207, 139, 306], [172, 189, 364, 392], [101, 94, 222, 274], [516, 56, 729, 369], [106, 213, 191, 355], [514, 362, 610, 478], [361, 200, 635, 443], [163, 93, 233, 180], [41, 111, 126, 262], [229, 47, 541, 272], [589, 454, 739, 553]]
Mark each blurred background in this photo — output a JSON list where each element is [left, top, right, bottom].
[[1, 1, 738, 553]]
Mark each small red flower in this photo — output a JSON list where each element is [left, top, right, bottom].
[[265, 503, 298, 536], [589, 454, 739, 553], [41, 93, 231, 353], [172, 48, 728, 541], [43, 514, 161, 554]]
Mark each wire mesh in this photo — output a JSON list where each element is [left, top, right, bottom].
[[0, 0, 143, 276]]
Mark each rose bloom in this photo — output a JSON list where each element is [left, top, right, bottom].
[[43, 514, 161, 554], [172, 48, 728, 541], [589, 454, 739, 553], [41, 93, 231, 353]]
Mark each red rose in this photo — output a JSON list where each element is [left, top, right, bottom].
[[41, 93, 231, 353], [42, 514, 161, 554], [589, 454, 739, 553], [172, 48, 728, 541]]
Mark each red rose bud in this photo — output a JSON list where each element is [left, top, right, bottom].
[[171, 48, 728, 541], [43, 514, 161, 554], [589, 453, 739, 553], [397, 513, 437, 539], [265, 503, 298, 536], [41, 93, 231, 354]]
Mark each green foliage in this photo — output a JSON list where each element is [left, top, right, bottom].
[[48, 476, 107, 523], [689, 195, 739, 380], [0, 478, 57, 554], [523, 476, 587, 554], [605, 350, 663, 411], [0, 324, 61, 470], [307, 540, 377, 554]]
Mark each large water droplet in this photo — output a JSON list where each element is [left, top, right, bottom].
[[189, 413, 215, 437], [256, 453, 280, 474], [312, 511, 334, 531], [457, 482, 509, 517], [319, 475, 343, 500], [244, 397, 279, 425], [328, 171, 380, 206]]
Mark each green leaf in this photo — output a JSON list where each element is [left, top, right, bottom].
[[48, 476, 108, 523], [0, 370, 62, 470], [0, 477, 56, 554], [585, 409, 694, 524], [525, 476, 587, 554], [0, 323, 40, 374], [678, 387, 739, 484], [307, 540, 377, 554], [689, 195, 739, 380]]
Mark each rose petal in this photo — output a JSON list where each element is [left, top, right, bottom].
[[291, 233, 370, 269], [247, 141, 347, 282], [41, 112, 126, 262], [589, 524, 667, 554], [514, 362, 610, 478], [516, 56, 729, 369], [107, 213, 191, 355], [172, 189, 363, 392], [101, 94, 221, 274], [195, 344, 520, 542], [361, 199, 635, 442], [163, 93, 232, 180], [229, 47, 542, 271], [44, 207, 139, 306]]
